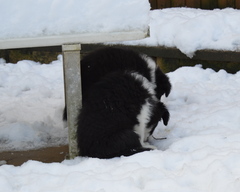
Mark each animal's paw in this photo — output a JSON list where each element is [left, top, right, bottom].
[[142, 142, 157, 150]]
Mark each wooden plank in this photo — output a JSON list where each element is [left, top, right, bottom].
[[0, 31, 148, 50], [62, 44, 82, 159], [0, 145, 68, 166], [149, 0, 158, 9], [218, 0, 235, 8], [236, 0, 240, 8], [186, 0, 201, 8], [171, 0, 186, 7], [157, 0, 171, 8], [201, 0, 218, 9]]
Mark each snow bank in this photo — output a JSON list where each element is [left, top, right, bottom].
[[0, 0, 150, 39], [1, 148, 240, 191], [123, 8, 240, 57], [151, 65, 240, 151], [0, 56, 67, 151], [1, 2, 240, 56], [1, 59, 240, 153], [0, 60, 240, 191]]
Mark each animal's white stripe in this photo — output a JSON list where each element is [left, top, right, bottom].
[[140, 54, 156, 85], [130, 72, 156, 95], [134, 98, 156, 149], [134, 99, 151, 143]]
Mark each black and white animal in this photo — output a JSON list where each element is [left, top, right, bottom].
[[63, 47, 171, 120], [77, 71, 169, 158], [81, 47, 171, 100], [63, 47, 171, 158]]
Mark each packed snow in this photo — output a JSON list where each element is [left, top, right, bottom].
[[1, 1, 240, 191], [120, 8, 240, 57], [1, 1, 240, 56], [0, 0, 150, 39]]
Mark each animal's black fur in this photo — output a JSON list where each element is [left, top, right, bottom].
[[80, 47, 171, 100], [63, 47, 171, 120], [77, 71, 169, 158]]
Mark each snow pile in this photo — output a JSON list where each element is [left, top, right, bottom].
[[1, 140, 240, 191], [1, 1, 240, 56], [0, 56, 67, 151], [0, 59, 240, 191], [1, 1, 240, 57], [0, 0, 150, 39], [123, 8, 240, 57]]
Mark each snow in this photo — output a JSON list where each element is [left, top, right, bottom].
[[1, 2, 240, 56], [0, 0, 150, 39], [1, 58, 240, 191], [0, 56, 67, 151], [121, 8, 240, 57], [1, 1, 240, 191]]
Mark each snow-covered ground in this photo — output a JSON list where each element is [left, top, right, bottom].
[[0, 56, 67, 151], [1, 1, 240, 191], [1, 57, 240, 191]]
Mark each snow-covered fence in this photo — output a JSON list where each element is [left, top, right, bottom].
[[0, 0, 150, 159]]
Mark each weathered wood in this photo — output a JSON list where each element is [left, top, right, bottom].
[[201, 0, 218, 9], [186, 0, 201, 8], [171, 0, 185, 7], [151, 0, 239, 9], [218, 0, 235, 8], [62, 44, 82, 159], [149, 0, 158, 9], [157, 0, 171, 8], [236, 0, 240, 8]]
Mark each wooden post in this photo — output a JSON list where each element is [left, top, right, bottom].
[[62, 44, 82, 159]]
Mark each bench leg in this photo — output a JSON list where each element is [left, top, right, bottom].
[[62, 44, 82, 159]]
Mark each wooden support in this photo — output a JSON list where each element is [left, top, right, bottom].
[[62, 44, 82, 159]]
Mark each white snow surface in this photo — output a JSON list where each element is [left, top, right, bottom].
[[0, 56, 67, 151], [1, 3, 240, 192], [1, 1, 240, 56], [0, 0, 150, 39], [121, 8, 240, 57], [1, 58, 240, 191]]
